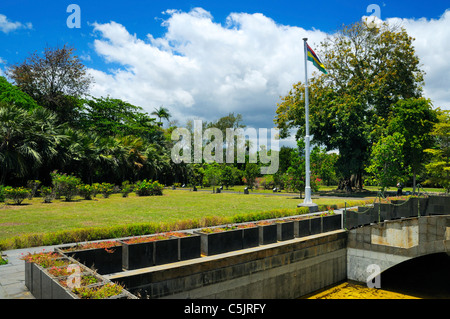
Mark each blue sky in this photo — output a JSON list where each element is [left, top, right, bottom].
[[2, 1, 449, 69], [1, 0, 450, 147]]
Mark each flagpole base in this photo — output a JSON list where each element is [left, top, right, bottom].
[[297, 202, 319, 213], [298, 187, 318, 212]]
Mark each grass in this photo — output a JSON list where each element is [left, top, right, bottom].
[[0, 189, 373, 250]]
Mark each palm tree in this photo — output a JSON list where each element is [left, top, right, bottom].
[[151, 106, 171, 127], [0, 103, 64, 184]]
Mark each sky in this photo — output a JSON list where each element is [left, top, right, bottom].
[[1, 0, 450, 148]]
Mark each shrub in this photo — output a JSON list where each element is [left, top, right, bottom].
[[40, 186, 56, 203], [3, 186, 31, 205], [134, 179, 164, 196], [98, 183, 114, 198], [51, 171, 81, 201], [0, 254, 7, 265], [120, 181, 133, 197], [0, 185, 5, 202], [26, 180, 41, 199], [77, 184, 94, 200]]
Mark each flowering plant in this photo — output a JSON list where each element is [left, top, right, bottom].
[[77, 184, 94, 200], [20, 251, 70, 268], [62, 241, 120, 253], [236, 223, 257, 229], [166, 232, 192, 237], [200, 226, 237, 233], [256, 220, 275, 226], [3, 186, 31, 205], [72, 282, 124, 299], [47, 265, 77, 277], [40, 186, 56, 203], [58, 274, 100, 288], [124, 234, 169, 244]]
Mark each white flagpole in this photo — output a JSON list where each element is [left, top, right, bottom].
[[298, 38, 317, 211]]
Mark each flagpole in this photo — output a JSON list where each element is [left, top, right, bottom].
[[298, 38, 317, 212]]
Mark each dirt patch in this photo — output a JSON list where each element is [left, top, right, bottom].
[[0, 222, 28, 226]]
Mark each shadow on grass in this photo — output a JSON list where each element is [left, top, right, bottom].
[[315, 189, 378, 198]]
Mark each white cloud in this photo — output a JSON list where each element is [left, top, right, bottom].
[[0, 14, 32, 33], [87, 7, 450, 139], [386, 10, 450, 109], [88, 8, 328, 130]]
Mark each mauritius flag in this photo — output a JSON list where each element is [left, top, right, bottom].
[[306, 43, 327, 74]]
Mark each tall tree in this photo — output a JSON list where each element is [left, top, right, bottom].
[[424, 110, 450, 193], [366, 132, 408, 194], [275, 20, 425, 191], [151, 106, 171, 127], [7, 44, 92, 124], [386, 97, 438, 192], [0, 76, 39, 110], [0, 103, 64, 185], [81, 96, 160, 142]]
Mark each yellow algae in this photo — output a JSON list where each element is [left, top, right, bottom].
[[306, 282, 419, 299]]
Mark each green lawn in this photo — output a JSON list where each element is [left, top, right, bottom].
[[0, 189, 374, 249]]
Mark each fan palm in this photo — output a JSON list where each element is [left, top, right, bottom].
[[0, 103, 64, 184]]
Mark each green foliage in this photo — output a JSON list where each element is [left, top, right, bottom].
[[0, 185, 5, 202], [26, 180, 41, 199], [51, 171, 81, 201], [275, 20, 425, 189], [73, 283, 124, 299], [0, 254, 7, 265], [0, 76, 39, 110], [0, 103, 64, 185], [40, 186, 56, 203], [3, 186, 31, 205], [134, 179, 164, 196], [424, 110, 450, 192], [98, 182, 114, 198], [243, 163, 259, 189], [366, 132, 408, 193], [386, 97, 438, 189], [7, 45, 92, 124], [120, 181, 134, 197], [77, 184, 94, 200], [203, 163, 222, 187], [151, 106, 171, 127], [81, 96, 161, 142]]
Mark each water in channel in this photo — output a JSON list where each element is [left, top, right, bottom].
[[305, 253, 450, 299]]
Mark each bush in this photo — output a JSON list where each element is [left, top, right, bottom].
[[40, 186, 56, 203], [120, 181, 133, 197], [51, 171, 81, 201], [99, 183, 114, 198], [26, 180, 41, 199], [0, 185, 5, 202], [3, 186, 31, 205], [134, 179, 164, 196], [77, 184, 94, 200]]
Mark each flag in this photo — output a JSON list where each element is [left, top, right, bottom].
[[306, 43, 327, 74]]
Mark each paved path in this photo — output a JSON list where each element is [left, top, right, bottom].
[[0, 244, 74, 299]]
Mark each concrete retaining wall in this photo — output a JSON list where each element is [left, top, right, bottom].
[[106, 230, 347, 299], [347, 215, 450, 282]]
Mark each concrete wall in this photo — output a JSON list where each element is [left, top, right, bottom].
[[347, 215, 450, 283], [107, 230, 347, 299]]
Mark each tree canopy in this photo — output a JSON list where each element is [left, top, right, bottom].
[[275, 20, 434, 192]]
